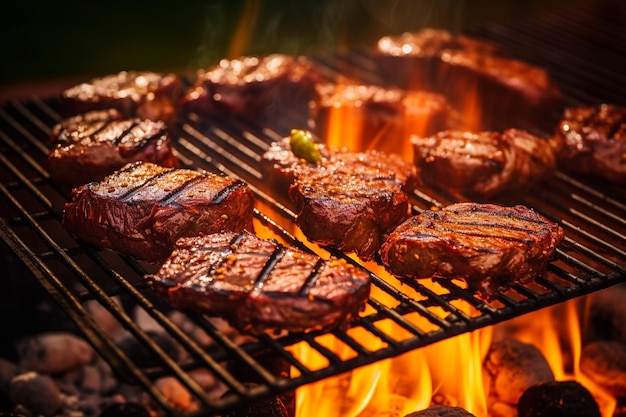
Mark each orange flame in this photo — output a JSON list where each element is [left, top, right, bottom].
[[293, 297, 617, 417]]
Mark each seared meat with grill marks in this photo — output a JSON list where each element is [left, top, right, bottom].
[[50, 108, 123, 142], [378, 202, 564, 299], [310, 82, 449, 157], [413, 129, 556, 200], [47, 115, 178, 186], [61, 71, 184, 124], [375, 28, 563, 131], [260, 134, 419, 261], [553, 104, 626, 184], [146, 231, 371, 334], [181, 54, 322, 121], [62, 162, 255, 263]]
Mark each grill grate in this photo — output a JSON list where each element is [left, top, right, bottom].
[[1, 3, 626, 416]]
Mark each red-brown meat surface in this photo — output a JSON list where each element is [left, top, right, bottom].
[[412, 129, 557, 200], [553, 104, 626, 184], [181, 54, 322, 121], [146, 231, 371, 334], [48, 115, 178, 186], [260, 136, 419, 260], [62, 162, 255, 263], [378, 202, 564, 299], [374, 28, 563, 131], [61, 71, 184, 124]]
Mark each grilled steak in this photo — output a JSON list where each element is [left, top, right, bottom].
[[553, 104, 626, 184], [310, 82, 449, 157], [260, 134, 419, 261], [413, 129, 557, 200], [146, 231, 371, 334], [375, 28, 563, 131], [47, 115, 179, 186], [378, 202, 564, 299], [62, 161, 255, 263], [375, 28, 504, 92], [181, 54, 322, 122], [61, 71, 184, 124], [49, 108, 123, 142]]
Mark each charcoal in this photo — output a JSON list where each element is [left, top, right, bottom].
[[517, 381, 601, 417]]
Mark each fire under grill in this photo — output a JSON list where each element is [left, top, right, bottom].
[[1, 3, 625, 416]]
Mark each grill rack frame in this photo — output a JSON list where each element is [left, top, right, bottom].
[[1, 3, 626, 416]]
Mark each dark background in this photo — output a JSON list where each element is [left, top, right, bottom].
[[0, 0, 587, 90]]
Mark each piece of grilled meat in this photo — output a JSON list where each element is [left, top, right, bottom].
[[553, 104, 626, 184], [49, 108, 123, 142], [181, 54, 322, 121], [62, 162, 255, 263], [378, 202, 564, 299], [47, 115, 179, 186], [61, 71, 184, 124], [310, 82, 449, 157], [260, 135, 419, 261], [146, 231, 371, 334], [413, 129, 556, 200], [375, 28, 563, 131]]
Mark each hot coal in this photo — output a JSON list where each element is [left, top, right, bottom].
[[404, 405, 477, 417], [220, 384, 289, 417], [98, 402, 151, 417], [517, 381, 601, 417], [483, 338, 554, 410], [580, 340, 626, 398]]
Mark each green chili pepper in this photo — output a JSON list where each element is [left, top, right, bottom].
[[289, 129, 322, 164]]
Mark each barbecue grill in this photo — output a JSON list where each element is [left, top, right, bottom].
[[1, 1, 625, 416]]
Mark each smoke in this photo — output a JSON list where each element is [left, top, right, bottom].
[[190, 0, 564, 71]]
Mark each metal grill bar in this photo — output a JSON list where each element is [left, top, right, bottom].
[[1, 4, 626, 416]]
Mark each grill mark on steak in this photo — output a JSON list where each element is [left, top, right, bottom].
[[201, 233, 248, 285], [254, 245, 286, 291], [111, 121, 139, 145], [210, 181, 247, 205], [299, 258, 326, 298], [116, 164, 177, 201], [156, 174, 207, 207]]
